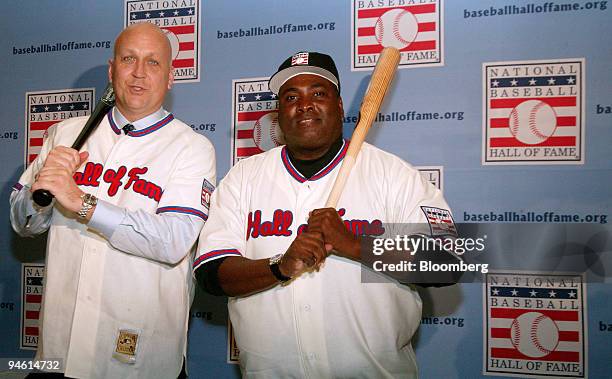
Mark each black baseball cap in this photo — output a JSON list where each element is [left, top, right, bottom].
[[268, 51, 340, 94]]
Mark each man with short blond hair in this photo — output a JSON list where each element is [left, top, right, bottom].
[[11, 23, 215, 378]]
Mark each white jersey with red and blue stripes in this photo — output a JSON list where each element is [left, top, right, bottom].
[[12, 108, 215, 379], [195, 140, 453, 378]]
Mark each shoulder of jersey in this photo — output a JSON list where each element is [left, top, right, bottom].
[[235, 144, 284, 168], [168, 116, 215, 150], [359, 141, 417, 173], [48, 115, 91, 138]]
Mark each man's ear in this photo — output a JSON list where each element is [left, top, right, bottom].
[[167, 68, 175, 90], [108, 59, 114, 83]]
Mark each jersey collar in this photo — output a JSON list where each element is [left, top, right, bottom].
[[281, 139, 348, 183], [108, 107, 174, 137]]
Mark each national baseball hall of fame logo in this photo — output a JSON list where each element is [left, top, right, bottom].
[[484, 272, 587, 378], [483, 59, 585, 165], [25, 88, 94, 166], [232, 78, 282, 165], [125, 0, 201, 82], [21, 263, 45, 350], [351, 0, 443, 70]]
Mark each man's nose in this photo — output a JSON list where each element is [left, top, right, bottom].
[[133, 60, 146, 78], [297, 97, 314, 112]]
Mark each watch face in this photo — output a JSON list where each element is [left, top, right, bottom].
[[84, 194, 97, 206], [269, 253, 283, 265]]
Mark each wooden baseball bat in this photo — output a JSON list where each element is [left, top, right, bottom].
[[325, 47, 401, 208]]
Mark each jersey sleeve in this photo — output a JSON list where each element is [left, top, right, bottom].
[[156, 133, 216, 222], [193, 162, 247, 271], [9, 123, 60, 236], [386, 159, 457, 238], [15, 122, 60, 188], [381, 155, 462, 286]]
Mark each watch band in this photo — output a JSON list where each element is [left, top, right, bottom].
[[269, 254, 291, 282], [77, 193, 97, 219]]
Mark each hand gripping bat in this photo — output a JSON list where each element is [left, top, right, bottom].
[[32, 83, 115, 207]]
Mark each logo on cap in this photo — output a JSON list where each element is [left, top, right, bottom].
[[291, 52, 309, 66]]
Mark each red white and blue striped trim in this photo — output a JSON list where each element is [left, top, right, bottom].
[[156, 206, 208, 221], [281, 139, 348, 183], [108, 111, 122, 134], [129, 114, 174, 137], [193, 249, 242, 269], [108, 111, 174, 137]]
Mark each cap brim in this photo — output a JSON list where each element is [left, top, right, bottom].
[[268, 66, 339, 94]]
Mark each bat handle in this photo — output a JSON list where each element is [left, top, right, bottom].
[[32, 189, 54, 207]]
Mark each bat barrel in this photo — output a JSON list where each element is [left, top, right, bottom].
[[325, 47, 401, 208], [351, 47, 401, 145]]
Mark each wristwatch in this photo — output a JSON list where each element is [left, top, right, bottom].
[[269, 253, 291, 283], [77, 193, 98, 219]]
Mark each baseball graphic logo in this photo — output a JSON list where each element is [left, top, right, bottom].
[[374, 9, 418, 49], [126, 1, 201, 82], [485, 272, 586, 376], [25, 88, 93, 165], [509, 100, 558, 145], [353, 1, 443, 70], [253, 112, 283, 151], [510, 311, 560, 358], [163, 29, 180, 60], [292, 52, 309, 65]]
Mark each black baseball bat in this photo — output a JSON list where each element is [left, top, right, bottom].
[[32, 83, 115, 207]]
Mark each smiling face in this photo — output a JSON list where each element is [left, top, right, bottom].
[[277, 74, 344, 160], [108, 23, 174, 121]]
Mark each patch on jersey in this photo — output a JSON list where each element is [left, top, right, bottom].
[[21, 263, 45, 350], [125, 0, 201, 82], [25, 88, 94, 166], [421, 206, 457, 237], [291, 52, 309, 65], [114, 329, 139, 362], [201, 178, 214, 209]]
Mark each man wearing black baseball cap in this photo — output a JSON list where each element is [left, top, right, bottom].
[[268, 51, 341, 94], [195, 51, 455, 378]]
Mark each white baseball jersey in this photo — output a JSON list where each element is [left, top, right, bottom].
[[195, 140, 454, 378], [12, 109, 215, 378]]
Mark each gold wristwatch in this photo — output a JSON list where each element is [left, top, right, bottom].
[[77, 193, 97, 218]]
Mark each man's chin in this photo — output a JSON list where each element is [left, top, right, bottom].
[[286, 140, 332, 156]]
